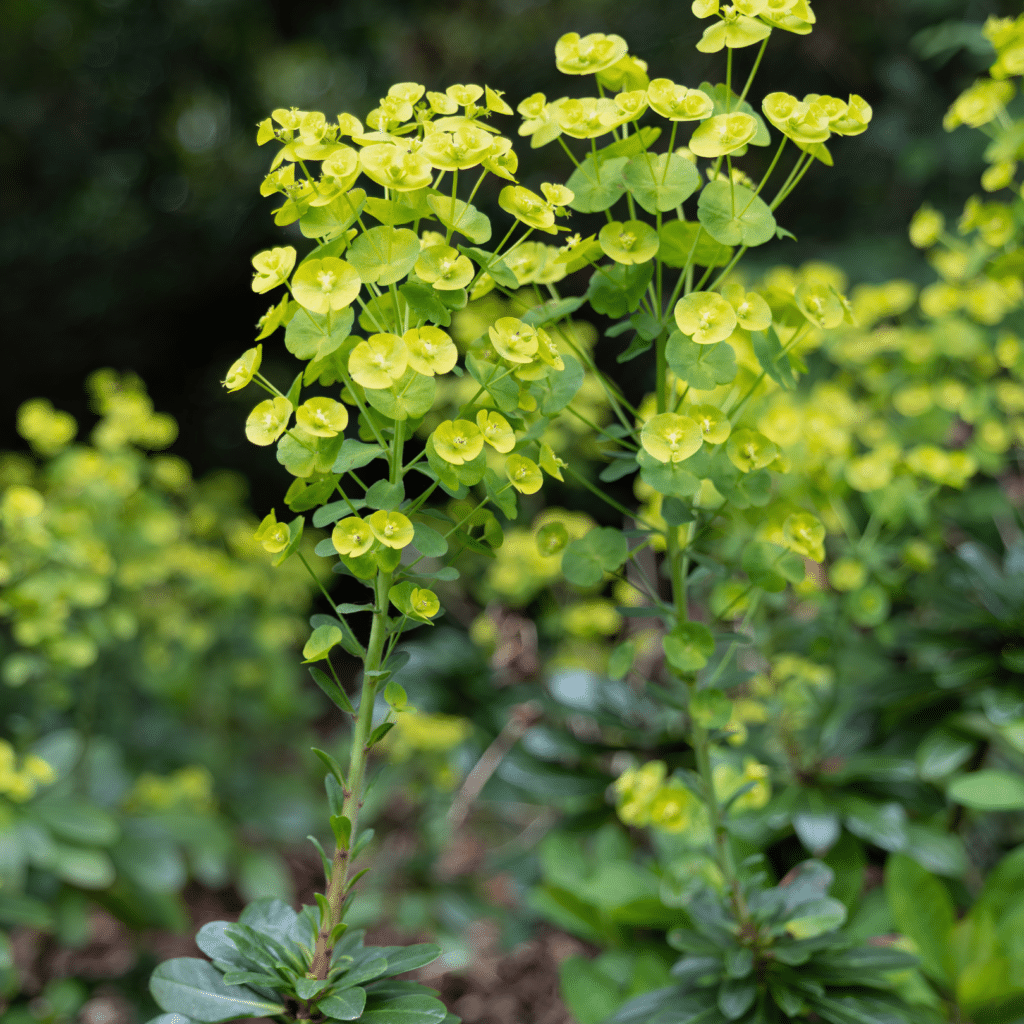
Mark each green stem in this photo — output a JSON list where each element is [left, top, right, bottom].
[[737, 38, 769, 108], [309, 568, 392, 978]]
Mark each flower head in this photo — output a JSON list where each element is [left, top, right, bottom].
[[292, 257, 361, 314], [404, 326, 458, 376], [599, 220, 660, 265], [647, 79, 714, 121], [489, 317, 540, 364], [499, 185, 556, 231], [689, 112, 758, 157], [415, 244, 475, 290], [359, 143, 433, 191], [296, 396, 349, 437], [726, 428, 779, 472], [348, 334, 409, 390], [476, 409, 516, 453], [251, 246, 296, 294], [554, 32, 629, 75], [722, 284, 772, 331], [641, 412, 702, 463], [368, 510, 415, 549], [505, 454, 544, 494], [410, 588, 440, 618], [433, 419, 485, 465], [674, 292, 738, 344], [245, 396, 292, 446], [421, 123, 494, 170], [686, 404, 732, 444], [332, 517, 374, 557]]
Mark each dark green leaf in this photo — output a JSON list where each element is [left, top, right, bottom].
[[666, 333, 737, 390], [567, 155, 629, 213], [150, 958, 285, 1022], [587, 262, 653, 319], [750, 326, 796, 389], [658, 220, 734, 269], [624, 152, 700, 214], [697, 180, 776, 247], [320, 986, 368, 1020], [333, 440, 386, 475], [347, 226, 421, 285]]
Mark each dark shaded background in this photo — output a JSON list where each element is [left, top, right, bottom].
[[0, 0, 1013, 508]]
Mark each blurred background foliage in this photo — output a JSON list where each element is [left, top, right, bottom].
[[1, 0, 1020, 509]]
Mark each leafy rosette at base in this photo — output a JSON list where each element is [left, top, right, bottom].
[[147, 899, 447, 1024]]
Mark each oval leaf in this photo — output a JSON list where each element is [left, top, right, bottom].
[[150, 958, 285, 1023]]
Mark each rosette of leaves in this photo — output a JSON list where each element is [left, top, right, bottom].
[[608, 860, 929, 1024], [148, 898, 449, 1024]]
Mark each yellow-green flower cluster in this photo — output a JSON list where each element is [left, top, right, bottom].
[[125, 765, 217, 814], [0, 740, 56, 803], [1, 373, 318, 715]]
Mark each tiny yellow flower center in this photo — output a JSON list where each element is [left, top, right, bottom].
[[317, 270, 336, 292]]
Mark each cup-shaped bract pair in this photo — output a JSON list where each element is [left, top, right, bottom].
[[647, 79, 714, 122], [333, 511, 415, 555], [675, 292, 738, 345], [349, 334, 409, 389], [251, 247, 296, 294], [360, 143, 433, 192], [641, 412, 703, 463]]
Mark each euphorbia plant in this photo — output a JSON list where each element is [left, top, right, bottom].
[[145, 75, 586, 1024], [481, 7, 938, 1023]]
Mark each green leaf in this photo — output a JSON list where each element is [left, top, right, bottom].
[[750, 325, 796, 390], [558, 955, 623, 1024], [599, 456, 638, 482], [608, 642, 635, 681], [331, 814, 352, 850], [664, 624, 716, 674], [561, 528, 629, 588], [638, 449, 700, 499], [948, 769, 1024, 810], [332, 440, 386, 475], [662, 496, 696, 526], [689, 687, 731, 727], [285, 307, 354, 362], [718, 978, 757, 1020], [567, 155, 629, 213], [399, 280, 451, 327], [32, 800, 119, 847], [360, 994, 449, 1024], [364, 190, 433, 226], [884, 854, 953, 985], [365, 479, 405, 511], [458, 246, 518, 289], [742, 541, 804, 592], [309, 667, 356, 714], [367, 722, 395, 748], [150, 958, 285, 1022], [375, 943, 444, 976], [784, 896, 847, 939], [843, 798, 908, 852], [320, 987, 367, 1020], [541, 353, 584, 415], [586, 262, 653, 319], [916, 729, 975, 782], [364, 369, 436, 421], [465, 355, 518, 412], [624, 152, 700, 214], [697, 180, 776, 248], [666, 333, 737, 390], [521, 297, 585, 328], [658, 220, 734, 269], [426, 195, 491, 244], [346, 226, 421, 285], [595, 125, 661, 163], [48, 845, 116, 889], [412, 522, 448, 558], [484, 468, 517, 520], [904, 824, 968, 878], [299, 189, 367, 239]]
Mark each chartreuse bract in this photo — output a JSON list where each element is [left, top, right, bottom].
[[146, 78, 584, 1023], [499, 10, 934, 1024]]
